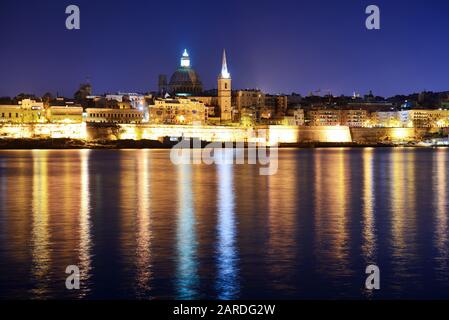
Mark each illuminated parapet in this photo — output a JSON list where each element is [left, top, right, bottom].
[[351, 127, 416, 143], [0, 123, 87, 139], [117, 124, 251, 142], [297, 126, 352, 143], [47, 106, 83, 123], [268, 125, 300, 145]]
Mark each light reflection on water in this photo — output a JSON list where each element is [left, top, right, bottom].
[[0, 148, 448, 299], [30, 151, 50, 298], [433, 150, 448, 283], [362, 148, 376, 265], [175, 162, 199, 299], [313, 149, 352, 293], [78, 150, 92, 298], [388, 150, 421, 295], [135, 150, 152, 298], [216, 153, 239, 300], [266, 151, 296, 294]]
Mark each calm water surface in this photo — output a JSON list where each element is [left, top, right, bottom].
[[0, 148, 448, 299]]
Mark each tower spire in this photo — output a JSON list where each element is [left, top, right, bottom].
[[221, 49, 230, 79], [218, 49, 232, 121]]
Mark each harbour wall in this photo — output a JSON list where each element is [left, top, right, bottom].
[[96, 124, 353, 144], [0, 123, 87, 139], [0, 123, 442, 144], [350, 127, 426, 143]]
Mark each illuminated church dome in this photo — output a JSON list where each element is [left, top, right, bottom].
[[169, 49, 203, 96]]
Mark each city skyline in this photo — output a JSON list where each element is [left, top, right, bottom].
[[2, 0, 449, 307], [1, 0, 449, 97]]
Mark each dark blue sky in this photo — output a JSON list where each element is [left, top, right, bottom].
[[1, 0, 449, 97]]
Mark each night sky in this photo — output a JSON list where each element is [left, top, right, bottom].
[[1, 0, 449, 98]]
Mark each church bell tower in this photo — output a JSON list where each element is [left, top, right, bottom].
[[218, 49, 232, 121]]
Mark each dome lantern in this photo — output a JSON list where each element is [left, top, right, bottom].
[[180, 49, 190, 68]]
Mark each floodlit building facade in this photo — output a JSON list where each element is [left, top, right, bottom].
[[283, 108, 306, 126], [105, 93, 150, 110], [233, 91, 288, 119], [369, 109, 449, 128], [0, 99, 46, 123], [47, 106, 83, 123], [265, 95, 288, 117], [86, 108, 144, 124], [341, 110, 368, 127], [370, 111, 401, 127], [306, 110, 341, 126], [148, 98, 207, 125], [293, 109, 305, 126], [234, 90, 265, 115], [399, 109, 449, 128]]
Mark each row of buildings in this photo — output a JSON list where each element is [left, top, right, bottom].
[[0, 99, 83, 124], [296, 108, 449, 128], [2, 97, 448, 129], [1, 49, 449, 129]]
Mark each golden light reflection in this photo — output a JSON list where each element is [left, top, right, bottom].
[[434, 150, 448, 280], [176, 162, 198, 299], [53, 151, 81, 278], [3, 154, 31, 265], [216, 158, 239, 299], [362, 148, 377, 263], [390, 149, 417, 279], [30, 150, 50, 297], [63, 152, 72, 221], [78, 150, 92, 297], [267, 152, 296, 291], [119, 151, 138, 289], [314, 149, 350, 279], [391, 150, 405, 255], [136, 149, 152, 296]]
